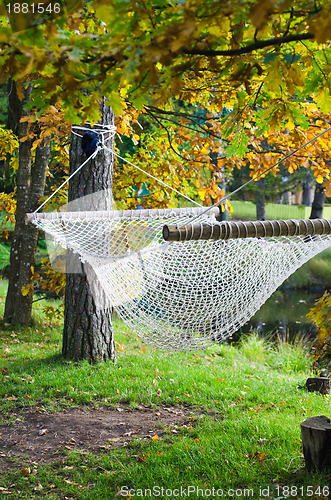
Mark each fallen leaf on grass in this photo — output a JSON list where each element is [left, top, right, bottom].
[[137, 453, 151, 463], [20, 468, 31, 475], [246, 452, 265, 460], [152, 435, 159, 441]]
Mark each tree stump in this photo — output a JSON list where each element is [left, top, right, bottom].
[[301, 416, 331, 472], [306, 377, 330, 395]]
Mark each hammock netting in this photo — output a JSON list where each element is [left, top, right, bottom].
[[30, 206, 331, 350]]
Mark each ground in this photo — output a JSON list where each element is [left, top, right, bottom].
[[0, 404, 204, 471]]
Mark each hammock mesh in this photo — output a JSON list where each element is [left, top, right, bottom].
[[31, 209, 331, 350]]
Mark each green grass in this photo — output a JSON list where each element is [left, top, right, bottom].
[[0, 283, 330, 498], [0, 242, 10, 269]]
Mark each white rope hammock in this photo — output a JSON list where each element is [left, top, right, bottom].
[[28, 204, 331, 350], [26, 124, 331, 350]]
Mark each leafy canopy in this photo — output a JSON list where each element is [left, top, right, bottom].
[[0, 0, 330, 129], [1, 1, 331, 207]]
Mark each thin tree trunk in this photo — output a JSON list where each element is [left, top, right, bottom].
[[62, 100, 115, 363], [302, 178, 313, 207], [256, 178, 266, 220], [4, 83, 33, 319], [4, 83, 51, 323], [11, 139, 51, 323], [210, 151, 228, 222], [310, 184, 325, 219]]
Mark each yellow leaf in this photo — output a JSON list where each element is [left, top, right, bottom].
[[287, 65, 304, 89], [208, 18, 230, 37], [316, 175, 324, 184], [198, 187, 207, 201], [21, 283, 33, 297], [316, 88, 331, 113], [152, 435, 159, 441], [95, 4, 115, 24]]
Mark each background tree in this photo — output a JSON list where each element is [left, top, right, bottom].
[[4, 82, 51, 323]]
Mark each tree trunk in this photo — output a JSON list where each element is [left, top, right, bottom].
[[306, 377, 330, 395], [4, 82, 51, 323], [302, 175, 314, 207], [4, 83, 33, 319], [310, 184, 325, 219], [301, 416, 331, 472], [256, 178, 266, 221], [210, 151, 228, 222], [11, 139, 51, 324], [62, 101, 115, 363]]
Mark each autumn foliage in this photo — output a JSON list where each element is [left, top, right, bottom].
[[307, 292, 331, 367]]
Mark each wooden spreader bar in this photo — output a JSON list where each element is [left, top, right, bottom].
[[25, 206, 220, 224], [163, 218, 331, 242]]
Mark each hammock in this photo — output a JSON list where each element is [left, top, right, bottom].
[[26, 123, 331, 350], [27, 207, 331, 350]]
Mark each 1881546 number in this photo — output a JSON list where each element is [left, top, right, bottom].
[[275, 485, 329, 497], [6, 3, 61, 14]]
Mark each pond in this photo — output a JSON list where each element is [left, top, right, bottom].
[[238, 287, 324, 342]]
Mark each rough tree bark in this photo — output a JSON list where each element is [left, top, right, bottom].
[[62, 101, 115, 363], [310, 183, 325, 219], [4, 82, 51, 323]]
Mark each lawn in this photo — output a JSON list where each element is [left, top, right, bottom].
[[0, 281, 330, 499]]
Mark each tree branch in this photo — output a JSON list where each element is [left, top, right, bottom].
[[184, 32, 314, 57]]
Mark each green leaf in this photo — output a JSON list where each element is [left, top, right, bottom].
[[105, 91, 124, 116], [225, 129, 249, 158]]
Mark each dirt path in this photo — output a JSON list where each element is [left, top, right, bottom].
[[0, 404, 198, 470]]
